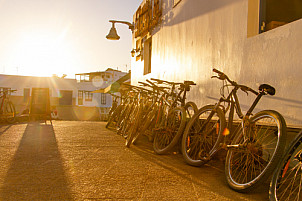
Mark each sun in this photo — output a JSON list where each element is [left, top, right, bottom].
[[12, 30, 73, 77]]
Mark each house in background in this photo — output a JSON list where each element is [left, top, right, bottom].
[[0, 68, 128, 121], [0, 74, 77, 115], [130, 0, 302, 127], [76, 68, 128, 120]]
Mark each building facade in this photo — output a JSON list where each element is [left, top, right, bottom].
[[130, 0, 302, 126], [75, 68, 128, 120], [0, 68, 127, 121]]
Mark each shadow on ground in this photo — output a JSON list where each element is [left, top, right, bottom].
[[129, 136, 269, 200], [1, 122, 73, 200]]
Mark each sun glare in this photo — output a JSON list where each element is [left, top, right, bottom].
[[11, 29, 73, 77]]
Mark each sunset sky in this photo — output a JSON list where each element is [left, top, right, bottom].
[[0, 0, 142, 78]]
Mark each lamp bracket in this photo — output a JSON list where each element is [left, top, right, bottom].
[[109, 20, 134, 32]]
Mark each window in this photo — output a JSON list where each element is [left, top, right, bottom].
[[261, 0, 302, 32], [101, 93, 106, 105], [143, 37, 152, 75], [76, 74, 90, 82], [24, 88, 30, 103], [248, 0, 302, 37], [78, 90, 83, 105], [85, 91, 93, 102]]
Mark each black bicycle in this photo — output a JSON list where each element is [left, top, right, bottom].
[[269, 129, 302, 201], [182, 68, 287, 192]]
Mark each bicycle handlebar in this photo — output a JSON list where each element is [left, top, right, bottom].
[[212, 68, 258, 95], [123, 83, 163, 97], [138, 81, 152, 88], [150, 78, 182, 86], [212, 68, 232, 83]]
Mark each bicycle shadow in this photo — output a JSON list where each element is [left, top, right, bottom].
[[0, 124, 13, 136], [0, 122, 73, 200], [129, 136, 268, 201]]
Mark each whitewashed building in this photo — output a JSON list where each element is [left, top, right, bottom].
[[0, 68, 128, 120], [75, 68, 128, 119], [130, 0, 302, 127]]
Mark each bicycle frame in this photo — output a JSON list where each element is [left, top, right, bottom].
[[201, 84, 265, 154]]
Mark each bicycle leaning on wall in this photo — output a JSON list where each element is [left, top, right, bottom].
[[0, 89, 17, 123], [181, 68, 287, 192], [269, 129, 302, 201]]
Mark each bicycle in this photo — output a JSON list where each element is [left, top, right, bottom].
[[269, 129, 302, 201], [120, 78, 197, 152], [106, 89, 131, 130], [127, 81, 163, 144], [108, 93, 120, 118], [181, 68, 287, 192], [123, 84, 156, 147], [150, 78, 198, 120], [144, 78, 197, 154], [0, 89, 17, 123]]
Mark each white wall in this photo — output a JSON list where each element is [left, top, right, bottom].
[[76, 70, 127, 107], [131, 0, 302, 126], [0, 75, 78, 98]]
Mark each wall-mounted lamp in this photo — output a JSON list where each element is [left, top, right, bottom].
[[106, 20, 134, 40]]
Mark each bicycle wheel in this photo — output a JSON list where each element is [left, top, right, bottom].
[[181, 105, 226, 166], [225, 110, 287, 192], [108, 102, 118, 118], [153, 106, 187, 154], [269, 130, 302, 201], [4, 100, 16, 124], [125, 104, 142, 148], [106, 104, 123, 129], [184, 101, 198, 119], [132, 105, 158, 144]]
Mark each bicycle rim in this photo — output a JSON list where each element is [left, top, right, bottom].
[[132, 107, 157, 144], [181, 105, 225, 166], [125, 105, 140, 147], [126, 104, 143, 147], [270, 131, 302, 201], [184, 101, 198, 119], [106, 105, 122, 129], [153, 107, 186, 154], [225, 110, 286, 192]]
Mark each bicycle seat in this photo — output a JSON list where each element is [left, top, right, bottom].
[[259, 84, 275, 96], [184, 81, 196, 86]]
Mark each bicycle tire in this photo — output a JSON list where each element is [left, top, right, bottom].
[[118, 103, 137, 137], [269, 130, 302, 201], [125, 104, 142, 148], [184, 101, 198, 119], [153, 106, 187, 155], [225, 110, 287, 192], [132, 106, 158, 144], [4, 100, 16, 124], [181, 105, 226, 166], [106, 105, 123, 129], [108, 102, 118, 117]]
